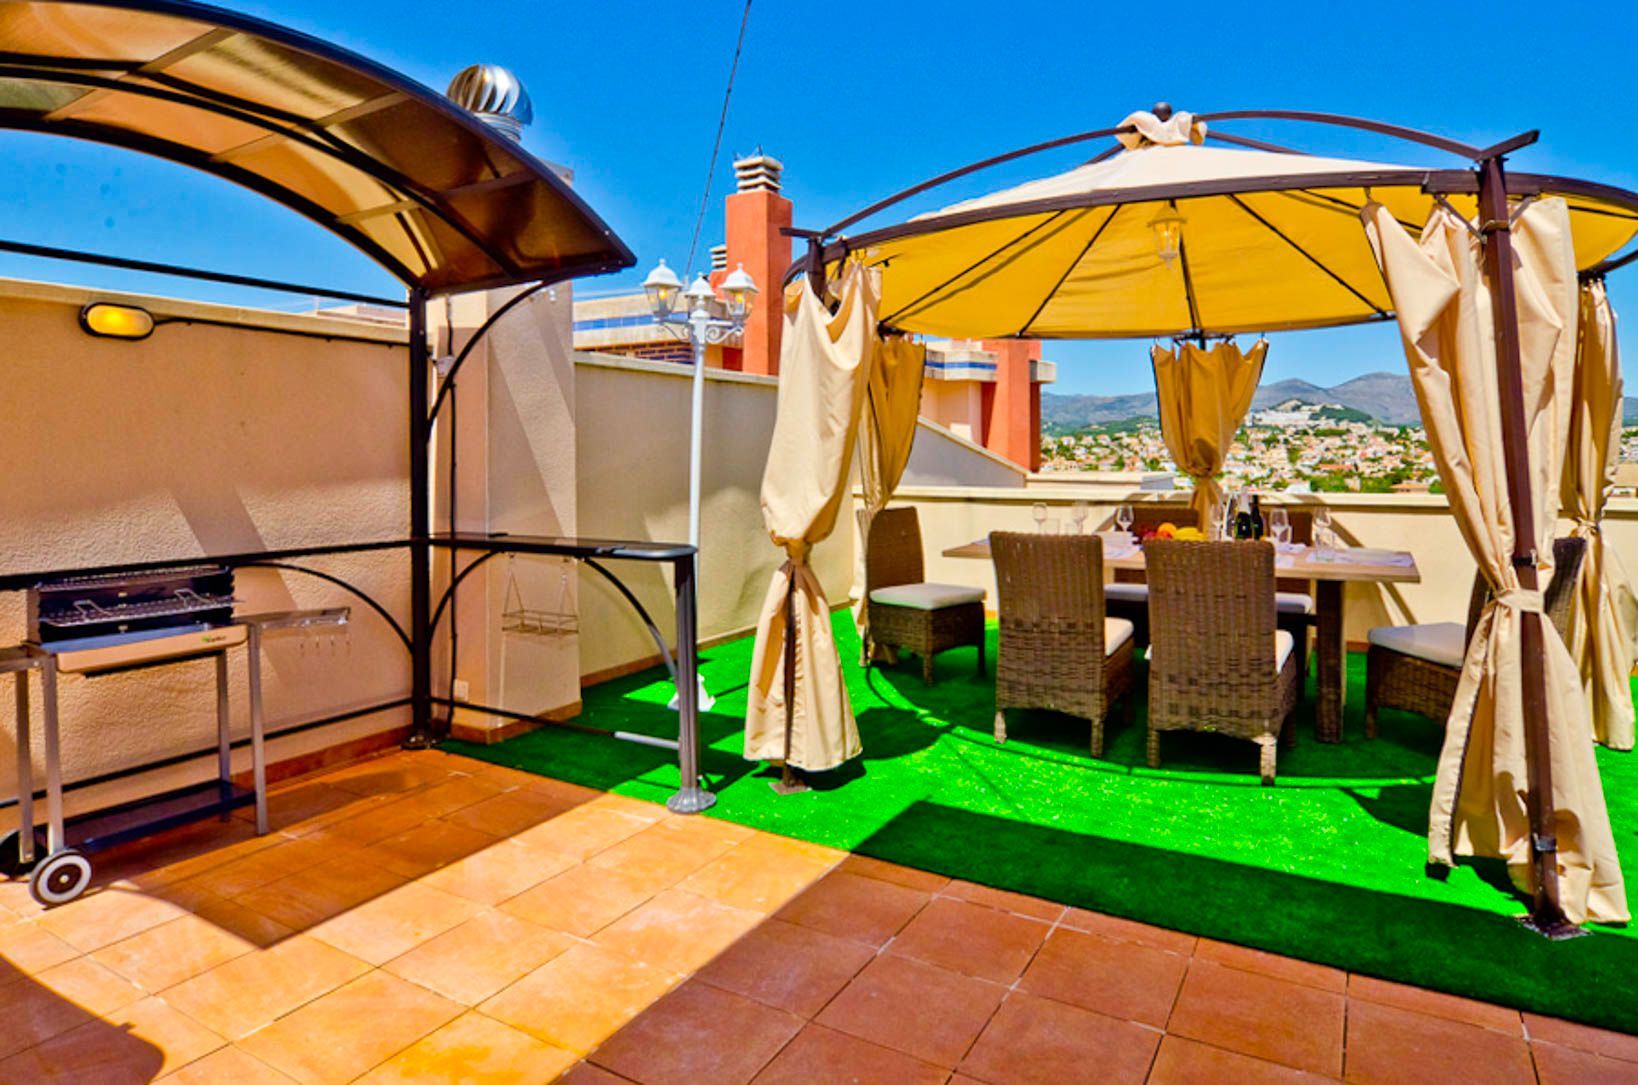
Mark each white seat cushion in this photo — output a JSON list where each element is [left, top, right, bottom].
[[1367, 622, 1465, 668], [1276, 591, 1315, 614], [1149, 631, 1295, 675], [1105, 617, 1135, 657], [1274, 630, 1295, 673], [869, 582, 985, 611], [1105, 583, 1149, 603]]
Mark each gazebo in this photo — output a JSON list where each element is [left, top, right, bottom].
[[752, 105, 1638, 937]]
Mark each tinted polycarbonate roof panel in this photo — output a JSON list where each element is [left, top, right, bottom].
[[0, 0, 634, 294]]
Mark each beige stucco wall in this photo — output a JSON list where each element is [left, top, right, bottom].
[[0, 279, 412, 825], [885, 484, 1638, 645]]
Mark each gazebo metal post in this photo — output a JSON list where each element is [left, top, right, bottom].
[[1475, 151, 1569, 935], [405, 287, 436, 748]]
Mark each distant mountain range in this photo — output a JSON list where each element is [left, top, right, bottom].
[[1043, 371, 1638, 428]]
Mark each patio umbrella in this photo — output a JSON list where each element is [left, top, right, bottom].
[[1151, 338, 1267, 528], [1563, 281, 1638, 750], [852, 336, 928, 660], [791, 105, 1638, 932], [1366, 198, 1626, 926], [743, 264, 876, 780]]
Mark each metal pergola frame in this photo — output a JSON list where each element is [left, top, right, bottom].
[[0, 1, 719, 819], [787, 107, 1638, 936]]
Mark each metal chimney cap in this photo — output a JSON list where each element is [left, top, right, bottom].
[[446, 64, 533, 141]]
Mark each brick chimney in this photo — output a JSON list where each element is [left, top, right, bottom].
[[717, 152, 791, 375]]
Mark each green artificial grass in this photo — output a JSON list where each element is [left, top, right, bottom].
[[445, 612, 1638, 1032]]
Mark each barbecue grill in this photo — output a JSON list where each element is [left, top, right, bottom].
[[3, 564, 347, 906]]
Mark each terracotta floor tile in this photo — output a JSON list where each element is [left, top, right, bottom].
[[307, 881, 484, 966], [322, 754, 456, 797], [509, 804, 655, 861], [1525, 1012, 1638, 1062], [184, 835, 342, 899], [235, 854, 408, 931], [0, 994, 222, 1084], [158, 934, 371, 1040], [238, 970, 461, 1085], [1150, 1035, 1336, 1084], [1018, 926, 1188, 1028], [418, 838, 575, 905], [586, 819, 741, 894], [695, 917, 876, 1017], [1059, 907, 1197, 956], [442, 789, 575, 839], [592, 888, 764, 974], [959, 991, 1160, 1085], [91, 912, 263, 992], [1196, 938, 1346, 993], [0, 970, 101, 1059], [302, 792, 448, 849], [358, 1011, 578, 1084], [35, 886, 190, 952], [590, 981, 803, 1085], [751, 1022, 946, 1085], [239, 781, 378, 835], [887, 896, 1049, 984], [582, 793, 669, 824], [450, 758, 565, 791], [384, 909, 573, 1005], [156, 1045, 299, 1084], [1169, 959, 1343, 1078], [513, 774, 603, 811], [498, 863, 658, 937], [390, 775, 510, 822], [943, 879, 1067, 923], [1534, 1039, 1638, 1085], [775, 871, 929, 947], [35, 954, 148, 1015], [479, 942, 682, 1054], [96, 818, 275, 890], [1344, 999, 1533, 1085], [816, 953, 1006, 1067], [558, 1062, 637, 1084], [837, 854, 950, 893], [362, 819, 499, 879], [160, 885, 294, 949], [0, 921, 80, 978], [675, 838, 837, 914], [1347, 973, 1521, 1034]]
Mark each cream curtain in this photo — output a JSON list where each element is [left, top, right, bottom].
[[744, 265, 877, 772], [852, 336, 928, 650], [1151, 339, 1267, 529], [1563, 281, 1638, 750], [1363, 197, 1627, 925]]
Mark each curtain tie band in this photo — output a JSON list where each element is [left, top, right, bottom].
[[1494, 588, 1545, 613]]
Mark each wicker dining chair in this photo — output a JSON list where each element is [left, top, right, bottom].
[[1145, 539, 1300, 785], [990, 532, 1136, 757], [1364, 536, 1587, 736], [864, 507, 986, 685]]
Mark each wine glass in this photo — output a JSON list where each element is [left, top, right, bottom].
[[1032, 503, 1048, 533], [1114, 504, 1134, 534], [1070, 501, 1089, 535], [1218, 499, 1236, 542], [1270, 508, 1291, 548]]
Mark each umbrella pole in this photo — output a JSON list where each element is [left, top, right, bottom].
[[772, 571, 808, 795], [1476, 153, 1573, 937]]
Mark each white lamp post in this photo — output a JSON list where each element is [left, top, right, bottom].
[[643, 258, 758, 711]]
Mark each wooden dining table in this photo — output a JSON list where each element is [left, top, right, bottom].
[[942, 536, 1421, 743]]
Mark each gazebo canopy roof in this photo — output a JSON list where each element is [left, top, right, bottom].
[[813, 110, 1638, 340], [0, 0, 634, 295]]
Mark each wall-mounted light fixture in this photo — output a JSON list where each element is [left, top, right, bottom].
[[79, 302, 155, 340]]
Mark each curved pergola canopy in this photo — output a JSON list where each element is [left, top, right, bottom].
[[0, 0, 634, 295], [811, 110, 1638, 340]]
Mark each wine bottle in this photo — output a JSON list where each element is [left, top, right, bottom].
[[1250, 494, 1265, 540], [1234, 494, 1252, 540]]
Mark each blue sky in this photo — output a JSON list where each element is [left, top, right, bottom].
[[2, 0, 1635, 395]]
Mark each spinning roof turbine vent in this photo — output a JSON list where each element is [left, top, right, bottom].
[[446, 64, 534, 142]]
